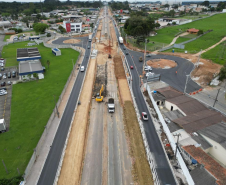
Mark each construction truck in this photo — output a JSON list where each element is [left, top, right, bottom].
[[119, 37, 123, 44], [89, 35, 92, 42], [96, 85, 104, 102], [0, 119, 6, 133], [108, 98, 115, 113], [139, 56, 143, 62]]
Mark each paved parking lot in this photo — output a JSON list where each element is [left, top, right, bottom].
[[0, 66, 18, 131]]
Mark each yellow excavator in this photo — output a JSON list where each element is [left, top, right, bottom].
[[96, 85, 104, 102]]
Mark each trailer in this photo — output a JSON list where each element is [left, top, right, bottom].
[[0, 119, 6, 133], [52, 48, 61, 56], [119, 37, 123, 44], [29, 36, 40, 41]]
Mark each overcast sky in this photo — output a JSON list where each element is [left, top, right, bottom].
[[0, 0, 218, 2]]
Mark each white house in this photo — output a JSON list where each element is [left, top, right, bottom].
[[62, 21, 82, 33]]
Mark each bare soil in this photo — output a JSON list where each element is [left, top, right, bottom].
[[123, 101, 154, 185], [118, 79, 132, 103], [58, 58, 97, 185], [162, 52, 222, 86], [72, 33, 91, 38], [63, 39, 80, 44], [113, 54, 126, 79], [147, 59, 177, 69]]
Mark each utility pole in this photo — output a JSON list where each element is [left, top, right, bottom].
[[173, 133, 181, 162], [40, 0, 43, 17], [184, 75, 189, 94], [53, 95, 60, 118], [213, 88, 221, 107], [125, 34, 127, 45], [143, 39, 147, 77], [72, 59, 75, 77]]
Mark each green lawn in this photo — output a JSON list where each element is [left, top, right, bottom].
[[175, 37, 190, 44], [4, 35, 11, 42], [0, 41, 79, 179], [149, 13, 226, 53], [202, 41, 226, 65], [176, 14, 209, 20]]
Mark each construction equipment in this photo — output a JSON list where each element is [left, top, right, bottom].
[[96, 85, 104, 102], [139, 56, 143, 62], [108, 54, 112, 58]]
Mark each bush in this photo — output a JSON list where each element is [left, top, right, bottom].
[[0, 175, 23, 185], [219, 64, 226, 81], [198, 30, 204, 35], [47, 33, 51, 37]]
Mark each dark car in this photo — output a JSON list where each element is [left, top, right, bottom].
[[126, 52, 129, 55], [123, 47, 126, 50], [1, 82, 6, 87], [1, 67, 4, 71], [87, 46, 90, 49], [12, 71, 16, 78], [0, 87, 7, 91], [7, 72, 11, 78]]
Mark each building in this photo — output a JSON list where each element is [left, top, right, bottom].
[[62, 21, 82, 33], [0, 21, 12, 28], [187, 28, 199, 34], [17, 48, 44, 80], [153, 86, 226, 166]]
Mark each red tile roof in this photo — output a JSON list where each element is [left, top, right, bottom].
[[187, 28, 199, 33], [183, 145, 226, 185]]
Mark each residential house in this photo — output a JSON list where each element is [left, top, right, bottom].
[[187, 28, 199, 34]]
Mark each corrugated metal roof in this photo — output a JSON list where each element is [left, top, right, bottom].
[[17, 48, 41, 61], [157, 86, 182, 99], [198, 122, 226, 149]]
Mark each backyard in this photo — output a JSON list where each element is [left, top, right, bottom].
[[0, 41, 79, 179], [148, 13, 226, 53]]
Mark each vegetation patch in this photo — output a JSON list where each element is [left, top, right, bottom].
[[3, 35, 11, 42], [0, 41, 79, 179]]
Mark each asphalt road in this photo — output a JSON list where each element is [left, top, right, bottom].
[[52, 36, 88, 49], [112, 17, 177, 185], [37, 24, 99, 185]]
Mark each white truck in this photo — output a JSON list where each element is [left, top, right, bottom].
[[119, 37, 123, 44], [108, 98, 115, 113], [89, 35, 92, 42], [0, 119, 6, 133]]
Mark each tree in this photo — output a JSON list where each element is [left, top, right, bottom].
[[169, 10, 175, 17], [47, 60, 50, 69], [197, 30, 204, 35], [201, 1, 210, 7], [33, 23, 48, 33], [219, 63, 226, 81], [36, 14, 42, 21], [58, 25, 66, 33]]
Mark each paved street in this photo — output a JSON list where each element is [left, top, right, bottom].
[[112, 17, 177, 184]]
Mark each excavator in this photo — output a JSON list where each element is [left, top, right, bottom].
[[96, 85, 104, 102]]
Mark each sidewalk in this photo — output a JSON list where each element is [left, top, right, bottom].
[[25, 48, 85, 185]]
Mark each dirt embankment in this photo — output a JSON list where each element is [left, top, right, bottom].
[[162, 52, 222, 86], [63, 39, 80, 44], [113, 54, 126, 79], [123, 101, 154, 185], [147, 59, 177, 69]]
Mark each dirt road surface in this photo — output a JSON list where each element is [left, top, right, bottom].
[[58, 58, 96, 185], [147, 59, 177, 69]]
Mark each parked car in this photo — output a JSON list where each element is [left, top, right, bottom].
[[1, 67, 4, 71], [0, 63, 3, 67], [146, 72, 154, 77], [22, 34, 26, 37], [144, 66, 152, 71], [0, 89, 7, 95], [0, 58, 4, 63], [7, 72, 11, 78], [12, 71, 16, 78], [3, 74, 6, 79], [142, 112, 148, 121], [7, 81, 12, 85], [1, 82, 6, 86], [87, 46, 90, 49]]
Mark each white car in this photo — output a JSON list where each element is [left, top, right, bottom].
[[80, 66, 85, 72], [0, 58, 4, 63], [0, 63, 3, 67], [0, 90, 7, 96], [142, 112, 148, 121], [144, 66, 152, 71], [3, 75, 6, 79], [146, 72, 154, 77]]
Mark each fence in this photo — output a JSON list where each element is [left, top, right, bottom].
[[146, 86, 195, 185], [23, 41, 82, 181]]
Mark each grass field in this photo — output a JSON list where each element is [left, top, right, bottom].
[[202, 41, 226, 65], [177, 14, 209, 20], [175, 37, 190, 44], [149, 13, 226, 53], [0, 41, 79, 179], [3, 35, 11, 42]]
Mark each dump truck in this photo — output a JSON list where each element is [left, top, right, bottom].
[[0, 119, 6, 133], [139, 56, 143, 62], [89, 35, 92, 42], [108, 98, 115, 113], [119, 37, 123, 44]]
